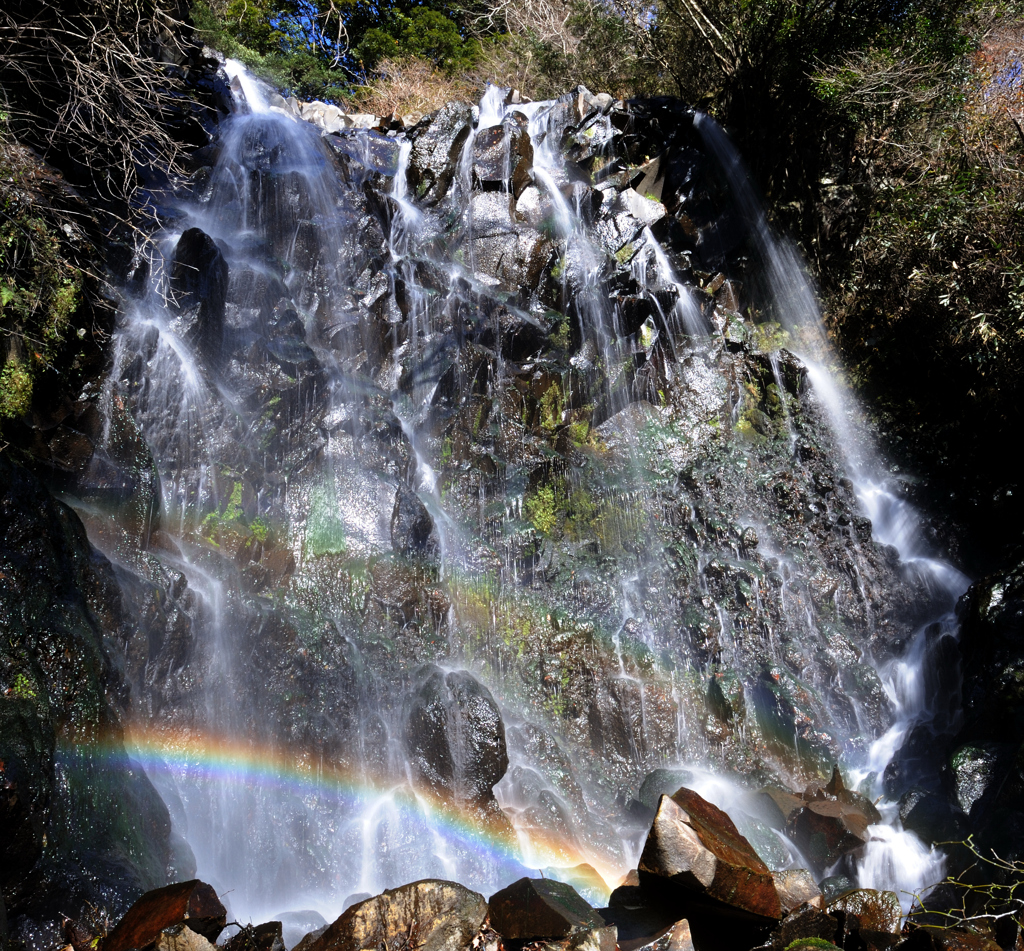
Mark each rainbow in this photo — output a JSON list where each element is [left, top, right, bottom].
[[67, 725, 622, 893]]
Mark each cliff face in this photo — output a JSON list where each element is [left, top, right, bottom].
[[0, 456, 194, 950]]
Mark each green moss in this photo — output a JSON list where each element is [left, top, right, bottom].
[[539, 382, 563, 432], [549, 317, 570, 350], [223, 480, 244, 522], [525, 483, 559, 536], [0, 360, 32, 418], [615, 242, 636, 264], [11, 671, 37, 700], [0, 122, 87, 424], [749, 321, 790, 353]]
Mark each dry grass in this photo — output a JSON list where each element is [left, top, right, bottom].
[[353, 57, 478, 118]]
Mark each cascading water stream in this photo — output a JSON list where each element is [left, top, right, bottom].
[[692, 113, 969, 909]]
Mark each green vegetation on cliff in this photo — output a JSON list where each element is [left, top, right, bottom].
[[0, 114, 89, 423]]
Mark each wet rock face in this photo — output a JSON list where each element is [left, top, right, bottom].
[[308, 880, 487, 951], [0, 457, 176, 945], [407, 102, 473, 205], [638, 787, 782, 920], [827, 889, 901, 949]]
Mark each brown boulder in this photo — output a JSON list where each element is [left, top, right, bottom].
[[103, 880, 226, 951], [768, 904, 839, 951], [828, 889, 902, 950], [155, 926, 218, 951], [221, 922, 285, 951], [771, 869, 823, 913], [541, 927, 618, 951], [638, 788, 783, 920], [786, 795, 879, 872], [308, 880, 486, 951], [489, 878, 606, 940]]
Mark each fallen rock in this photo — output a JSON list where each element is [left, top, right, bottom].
[[638, 788, 783, 920], [771, 869, 823, 913], [221, 922, 285, 951], [637, 769, 695, 813], [606, 909, 693, 951], [549, 927, 618, 951], [307, 880, 486, 951], [768, 904, 839, 950], [103, 880, 227, 951], [156, 926, 218, 951], [391, 482, 436, 556], [407, 102, 473, 205], [275, 911, 327, 951], [819, 874, 857, 903], [828, 889, 902, 950], [170, 227, 228, 361], [292, 929, 327, 951], [786, 791, 880, 873], [489, 877, 605, 939], [545, 864, 610, 905], [405, 666, 509, 816]]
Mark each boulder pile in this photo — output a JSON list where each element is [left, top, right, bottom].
[[60, 786, 977, 951]]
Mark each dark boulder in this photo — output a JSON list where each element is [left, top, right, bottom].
[[170, 227, 228, 361], [473, 114, 533, 197], [221, 922, 284, 951], [637, 769, 695, 813], [391, 482, 437, 556], [489, 877, 605, 939], [275, 910, 327, 951], [948, 562, 1024, 859], [638, 787, 783, 920], [827, 889, 901, 951], [767, 904, 839, 950], [785, 798, 874, 873], [102, 880, 227, 951], [898, 788, 969, 846], [783, 770, 882, 874], [405, 667, 510, 819], [307, 880, 486, 951]]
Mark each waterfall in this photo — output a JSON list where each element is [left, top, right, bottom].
[[77, 65, 971, 929], [692, 114, 969, 909]]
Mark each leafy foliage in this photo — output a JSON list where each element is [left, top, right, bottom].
[[821, 6, 1024, 566], [192, 0, 482, 100]]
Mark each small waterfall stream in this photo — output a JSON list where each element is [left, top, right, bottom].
[[76, 65, 971, 929]]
